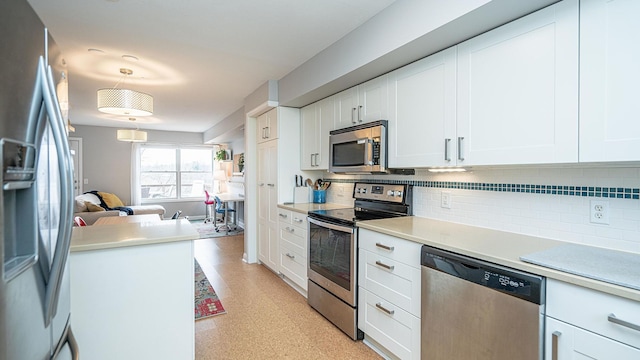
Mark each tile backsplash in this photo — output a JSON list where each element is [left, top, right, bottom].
[[324, 167, 640, 254]]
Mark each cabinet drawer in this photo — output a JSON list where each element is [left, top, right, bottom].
[[547, 279, 640, 349], [290, 212, 307, 228], [280, 240, 307, 291], [358, 249, 421, 317], [358, 288, 420, 360], [277, 209, 292, 224], [280, 224, 306, 252], [359, 229, 421, 268]]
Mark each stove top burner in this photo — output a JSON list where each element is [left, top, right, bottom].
[[307, 182, 413, 226]]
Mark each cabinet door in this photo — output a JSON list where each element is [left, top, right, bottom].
[[265, 107, 278, 141], [334, 87, 359, 129], [545, 317, 640, 360], [580, 0, 640, 162], [256, 112, 268, 143], [315, 96, 334, 169], [388, 47, 457, 168], [358, 75, 388, 124], [457, 0, 578, 166], [300, 103, 317, 170]]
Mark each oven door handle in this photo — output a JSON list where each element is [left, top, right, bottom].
[[308, 217, 355, 234]]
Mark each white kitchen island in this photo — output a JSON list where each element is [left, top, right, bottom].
[[69, 219, 198, 360]]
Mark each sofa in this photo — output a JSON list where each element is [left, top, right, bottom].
[[74, 191, 166, 225]]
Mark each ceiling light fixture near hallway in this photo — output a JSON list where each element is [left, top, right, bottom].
[[97, 68, 153, 116], [117, 118, 148, 142]]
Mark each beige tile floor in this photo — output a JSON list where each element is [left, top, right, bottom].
[[194, 235, 383, 359]]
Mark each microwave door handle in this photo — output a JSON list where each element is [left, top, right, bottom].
[[365, 139, 373, 166]]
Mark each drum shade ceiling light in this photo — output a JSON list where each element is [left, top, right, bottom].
[[97, 68, 153, 116], [117, 118, 148, 142]]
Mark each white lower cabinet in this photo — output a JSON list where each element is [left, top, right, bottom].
[[277, 209, 308, 293], [358, 228, 422, 360], [545, 279, 640, 360]]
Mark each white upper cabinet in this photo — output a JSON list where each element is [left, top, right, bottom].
[[456, 0, 579, 166], [257, 107, 278, 143], [301, 96, 334, 170], [579, 0, 640, 162], [388, 47, 457, 168], [334, 75, 388, 129]]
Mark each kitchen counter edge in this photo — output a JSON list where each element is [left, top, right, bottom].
[[358, 216, 640, 302], [277, 202, 350, 215], [70, 219, 198, 252]]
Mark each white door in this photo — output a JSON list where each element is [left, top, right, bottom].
[[300, 103, 317, 170], [334, 87, 359, 129], [316, 95, 334, 169], [456, 0, 578, 166], [579, 0, 640, 162], [388, 47, 457, 168], [68, 137, 82, 196]]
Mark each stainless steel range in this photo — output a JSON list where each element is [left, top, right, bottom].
[[307, 182, 412, 340]]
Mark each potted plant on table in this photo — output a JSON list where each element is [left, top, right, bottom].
[[238, 153, 244, 172]]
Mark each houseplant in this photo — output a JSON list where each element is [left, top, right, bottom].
[[215, 149, 228, 161], [238, 153, 244, 172]]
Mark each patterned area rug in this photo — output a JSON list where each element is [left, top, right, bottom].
[[195, 260, 226, 320], [191, 220, 244, 239]]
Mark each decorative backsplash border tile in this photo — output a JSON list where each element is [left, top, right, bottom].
[[325, 178, 640, 200]]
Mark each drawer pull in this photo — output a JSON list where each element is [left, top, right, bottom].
[[608, 313, 640, 332], [293, 218, 303, 223], [375, 303, 394, 315], [375, 243, 394, 251], [279, 213, 288, 218], [285, 227, 295, 233], [375, 260, 394, 271], [286, 253, 295, 259], [551, 331, 561, 360]]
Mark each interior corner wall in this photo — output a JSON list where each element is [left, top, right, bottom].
[[71, 125, 209, 218]]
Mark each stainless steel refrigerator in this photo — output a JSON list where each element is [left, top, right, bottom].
[[1, 0, 78, 359]]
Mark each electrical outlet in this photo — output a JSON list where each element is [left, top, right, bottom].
[[441, 192, 451, 209], [590, 200, 609, 225]]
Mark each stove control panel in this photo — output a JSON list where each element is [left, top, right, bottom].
[[353, 183, 407, 203]]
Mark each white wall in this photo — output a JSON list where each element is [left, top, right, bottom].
[[325, 167, 640, 254]]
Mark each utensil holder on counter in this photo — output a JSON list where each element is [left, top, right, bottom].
[[313, 189, 326, 204]]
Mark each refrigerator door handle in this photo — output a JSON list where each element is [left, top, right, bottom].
[[39, 57, 74, 327], [52, 321, 79, 360]]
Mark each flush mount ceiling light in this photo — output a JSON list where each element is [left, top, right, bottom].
[[117, 118, 148, 142], [97, 68, 153, 116]]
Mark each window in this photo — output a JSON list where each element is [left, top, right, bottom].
[[138, 145, 214, 201]]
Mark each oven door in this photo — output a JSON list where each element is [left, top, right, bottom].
[[307, 217, 357, 306]]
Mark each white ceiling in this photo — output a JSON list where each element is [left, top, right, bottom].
[[27, 0, 396, 133]]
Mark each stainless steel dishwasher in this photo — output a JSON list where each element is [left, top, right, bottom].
[[421, 245, 545, 360]]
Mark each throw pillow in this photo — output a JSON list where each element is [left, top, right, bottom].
[[74, 198, 88, 212], [85, 202, 105, 212], [98, 192, 124, 208]]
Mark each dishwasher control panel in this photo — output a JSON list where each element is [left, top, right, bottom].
[[421, 245, 544, 304]]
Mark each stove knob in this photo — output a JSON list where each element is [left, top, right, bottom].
[[387, 190, 394, 196], [361, 188, 367, 194], [394, 190, 403, 197]]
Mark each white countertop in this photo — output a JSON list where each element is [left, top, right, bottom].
[[277, 202, 350, 214], [71, 219, 198, 252], [358, 216, 640, 302]]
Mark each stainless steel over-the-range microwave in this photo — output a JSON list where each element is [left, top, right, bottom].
[[329, 120, 387, 174]]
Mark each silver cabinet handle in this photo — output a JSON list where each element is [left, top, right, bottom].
[[358, 105, 363, 122], [552, 331, 561, 360], [375, 242, 394, 251], [310, 153, 315, 167], [266, 126, 270, 139], [375, 260, 394, 271], [351, 107, 356, 124], [278, 213, 288, 218], [444, 138, 451, 162], [375, 303, 394, 315], [286, 253, 295, 259], [608, 313, 640, 332], [267, 183, 275, 187], [258, 182, 265, 187], [457, 136, 465, 161], [293, 217, 303, 223], [285, 227, 295, 233]]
